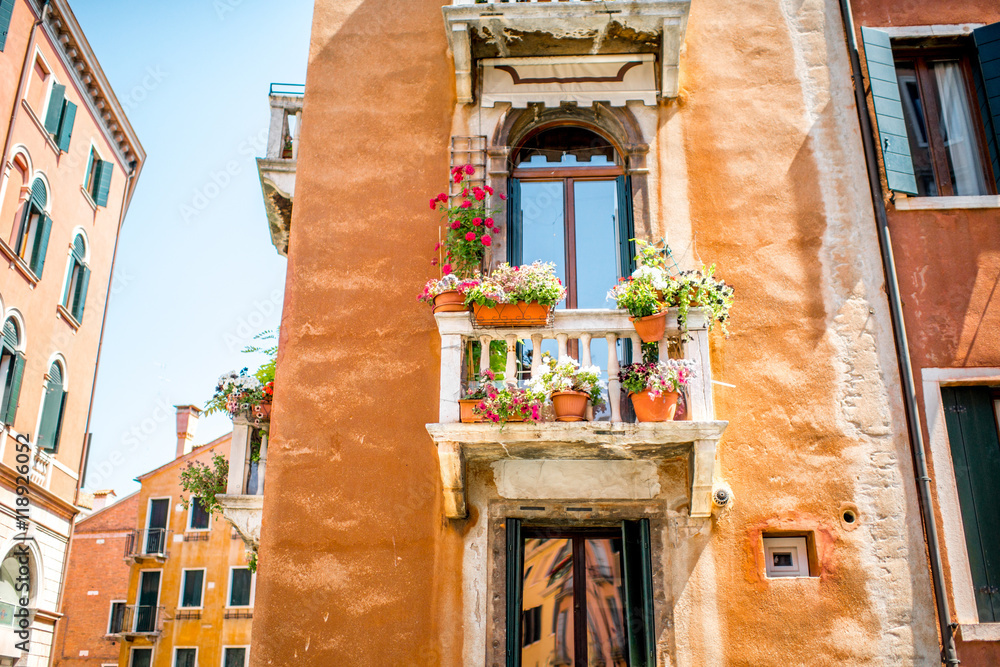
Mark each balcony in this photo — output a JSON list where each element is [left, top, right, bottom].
[[442, 0, 691, 104], [426, 308, 726, 519], [256, 83, 303, 257], [216, 416, 268, 550], [105, 605, 165, 640], [124, 529, 171, 562]]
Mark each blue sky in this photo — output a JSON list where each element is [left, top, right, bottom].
[[72, 0, 313, 496]]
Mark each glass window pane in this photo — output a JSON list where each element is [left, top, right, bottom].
[[517, 127, 617, 167], [573, 180, 621, 309], [585, 538, 628, 666], [522, 537, 575, 665], [190, 497, 210, 530], [932, 60, 989, 196], [181, 570, 203, 608], [896, 62, 937, 196], [175, 648, 196, 667], [131, 649, 152, 667], [224, 648, 247, 667], [521, 181, 566, 285], [230, 568, 252, 606]]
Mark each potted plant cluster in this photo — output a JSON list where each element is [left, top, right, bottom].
[[528, 354, 605, 422], [608, 240, 735, 341], [418, 165, 504, 311], [471, 369, 545, 428], [463, 261, 567, 326], [619, 358, 697, 422], [206, 331, 277, 425]]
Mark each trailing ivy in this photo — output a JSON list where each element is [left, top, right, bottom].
[[179, 453, 229, 518]]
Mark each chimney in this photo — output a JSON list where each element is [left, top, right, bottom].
[[175, 405, 202, 458], [91, 489, 117, 511]]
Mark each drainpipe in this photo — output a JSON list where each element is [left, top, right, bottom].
[[0, 1, 49, 186], [835, 1, 960, 664]]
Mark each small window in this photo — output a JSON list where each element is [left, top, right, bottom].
[[173, 648, 196, 667], [188, 497, 210, 531], [130, 648, 152, 667], [41, 82, 76, 152], [763, 535, 811, 578], [36, 361, 66, 453], [0, 318, 24, 426], [15, 177, 52, 277], [62, 233, 90, 322], [223, 648, 247, 667], [83, 148, 113, 207], [179, 570, 204, 608], [228, 568, 253, 607], [107, 600, 126, 634]]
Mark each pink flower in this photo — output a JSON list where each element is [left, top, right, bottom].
[[472, 217, 483, 226], [434, 242, 442, 250], [464, 164, 475, 175], [429, 199, 437, 210], [484, 185, 494, 195], [481, 234, 492, 246], [465, 232, 476, 241], [437, 192, 448, 202], [460, 200, 472, 209], [431, 258, 438, 266], [450, 221, 461, 230], [473, 187, 485, 201], [453, 172, 463, 183], [499, 193, 507, 201], [485, 217, 494, 227], [442, 263, 452, 273], [462, 188, 469, 197]]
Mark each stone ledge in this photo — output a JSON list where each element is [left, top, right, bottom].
[[958, 623, 1000, 642], [216, 494, 264, 550]]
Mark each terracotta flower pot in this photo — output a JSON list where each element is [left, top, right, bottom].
[[629, 310, 667, 343], [473, 301, 551, 326], [629, 390, 679, 422], [252, 401, 272, 421], [459, 399, 483, 423], [551, 390, 589, 422], [432, 290, 470, 314]]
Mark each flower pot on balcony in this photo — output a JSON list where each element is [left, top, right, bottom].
[[252, 401, 272, 422], [629, 310, 667, 343], [433, 290, 471, 314], [473, 301, 551, 327], [551, 390, 589, 422], [629, 390, 679, 422], [459, 399, 483, 423]]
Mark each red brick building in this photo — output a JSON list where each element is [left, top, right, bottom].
[[52, 491, 139, 667]]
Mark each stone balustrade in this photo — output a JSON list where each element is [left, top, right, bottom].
[[216, 415, 268, 550]]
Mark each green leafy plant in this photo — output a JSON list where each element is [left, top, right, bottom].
[[463, 262, 567, 308], [178, 453, 229, 518], [474, 369, 545, 428], [607, 276, 661, 318], [661, 266, 735, 336]]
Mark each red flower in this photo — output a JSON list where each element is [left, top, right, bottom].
[[464, 164, 475, 175], [462, 187, 469, 197], [437, 192, 448, 202], [473, 187, 485, 201], [484, 185, 494, 195], [481, 234, 493, 246], [453, 172, 463, 183], [431, 258, 438, 266], [443, 263, 452, 274], [450, 221, 461, 229], [465, 232, 476, 241], [472, 217, 483, 226], [434, 242, 442, 250], [485, 217, 495, 227], [460, 200, 472, 209], [499, 193, 507, 201], [429, 199, 437, 210]]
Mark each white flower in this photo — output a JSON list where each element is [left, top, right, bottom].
[[632, 265, 669, 290]]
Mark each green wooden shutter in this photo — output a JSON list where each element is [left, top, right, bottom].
[[942, 386, 1000, 622], [616, 175, 637, 277], [505, 518, 523, 667], [44, 84, 66, 134], [506, 179, 522, 267], [0, 0, 14, 51], [622, 519, 655, 667], [30, 179, 46, 209], [2, 319, 18, 350], [861, 27, 918, 195], [94, 160, 113, 207], [30, 214, 52, 277], [55, 101, 76, 152], [72, 265, 89, 322], [2, 353, 24, 425], [974, 23, 1000, 192]]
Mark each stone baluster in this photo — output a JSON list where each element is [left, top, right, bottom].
[[256, 432, 268, 495], [556, 332, 569, 360], [630, 333, 642, 363], [439, 333, 463, 423], [291, 110, 302, 159], [606, 333, 621, 423], [479, 335, 491, 380], [684, 327, 714, 421], [227, 417, 251, 495], [530, 333, 544, 379], [504, 334, 518, 384], [579, 333, 592, 367]]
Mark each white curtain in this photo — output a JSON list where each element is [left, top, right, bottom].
[[934, 61, 988, 196]]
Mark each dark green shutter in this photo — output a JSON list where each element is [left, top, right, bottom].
[[505, 518, 523, 667], [72, 266, 89, 322], [0, 0, 13, 51], [30, 214, 51, 277], [44, 84, 65, 134], [616, 175, 637, 365], [38, 365, 65, 452], [974, 23, 1000, 192], [30, 179, 46, 209], [622, 519, 655, 667], [506, 179, 522, 267], [942, 386, 1000, 622], [55, 101, 76, 152], [94, 160, 113, 207], [2, 320, 18, 349], [230, 568, 252, 606], [2, 353, 24, 425], [861, 27, 918, 195]]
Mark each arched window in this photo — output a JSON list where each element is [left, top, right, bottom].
[[62, 233, 90, 322], [37, 360, 67, 453], [15, 177, 53, 278], [0, 544, 36, 625], [0, 151, 30, 244], [0, 318, 25, 427]]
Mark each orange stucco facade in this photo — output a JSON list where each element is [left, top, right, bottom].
[[0, 0, 143, 663]]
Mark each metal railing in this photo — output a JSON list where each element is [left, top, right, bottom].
[[124, 528, 170, 559], [106, 605, 165, 637], [269, 82, 305, 96]]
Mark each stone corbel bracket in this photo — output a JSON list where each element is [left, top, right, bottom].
[[442, 1, 692, 105], [216, 494, 264, 550], [426, 421, 726, 520]]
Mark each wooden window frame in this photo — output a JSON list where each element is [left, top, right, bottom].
[[178, 568, 206, 609], [893, 45, 997, 196]]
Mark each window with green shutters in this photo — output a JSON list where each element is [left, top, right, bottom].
[[0, 318, 24, 427], [861, 23, 1000, 197], [0, 0, 14, 52], [36, 362, 67, 453], [942, 386, 1000, 623], [83, 148, 113, 206], [173, 648, 196, 667], [223, 648, 247, 667], [42, 83, 76, 153], [15, 178, 52, 278], [130, 648, 152, 667], [62, 233, 90, 322], [179, 570, 204, 608], [228, 568, 253, 607]]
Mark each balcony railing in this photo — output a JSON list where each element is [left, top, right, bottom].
[[426, 308, 726, 519], [106, 605, 165, 638], [216, 416, 268, 550], [124, 529, 170, 561]]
